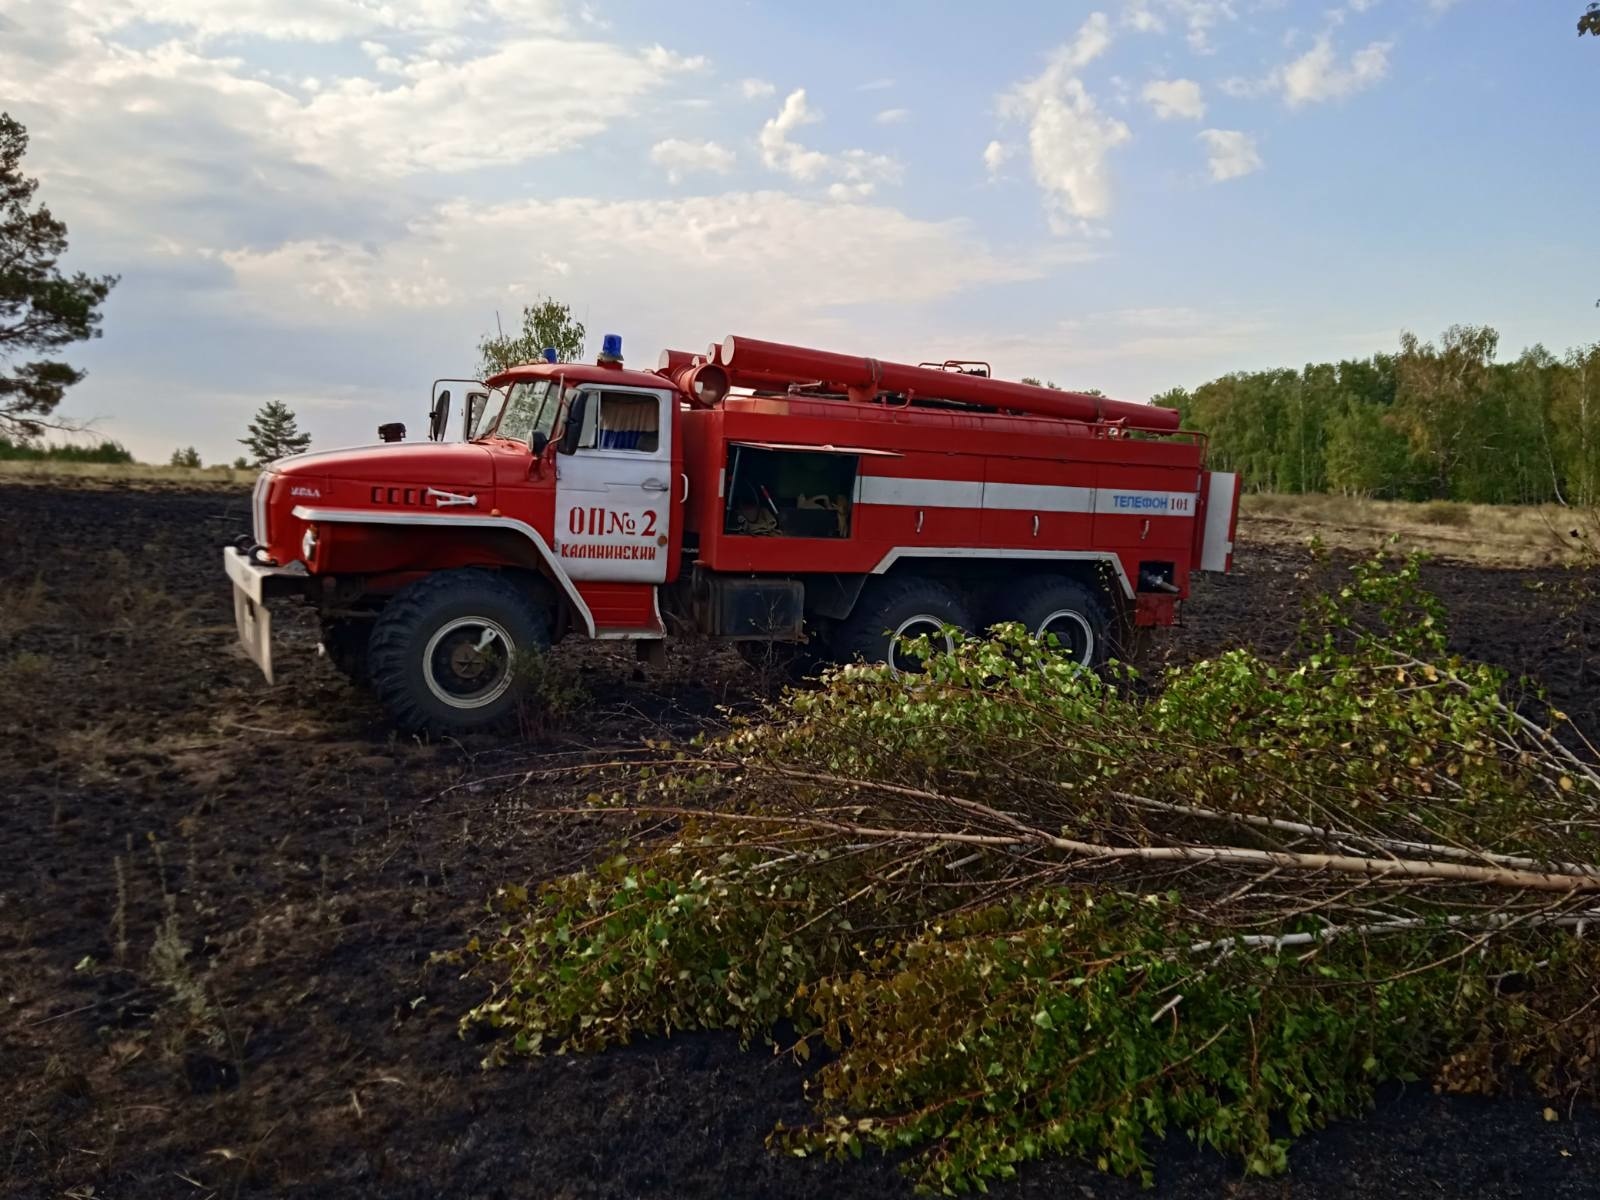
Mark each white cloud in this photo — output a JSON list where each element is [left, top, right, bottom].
[[218, 239, 452, 311], [875, 107, 910, 125], [1198, 128, 1262, 180], [1063, 11, 1115, 68], [914, 306, 1271, 398], [855, 78, 895, 91], [740, 77, 776, 99], [642, 43, 708, 72], [1219, 74, 1267, 98], [1113, 1, 1241, 54], [283, 39, 693, 175], [982, 139, 1014, 176], [1218, 31, 1394, 106], [1279, 35, 1392, 105], [649, 138, 736, 183], [6, 9, 713, 182], [218, 192, 1055, 325], [1123, 1, 1165, 33], [996, 14, 1131, 228], [758, 89, 900, 197], [1141, 78, 1205, 120], [759, 89, 832, 181], [65, 0, 571, 43]]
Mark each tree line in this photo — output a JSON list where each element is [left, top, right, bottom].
[[1153, 326, 1600, 506]]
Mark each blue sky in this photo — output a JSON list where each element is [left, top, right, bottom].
[[4, 0, 1595, 462]]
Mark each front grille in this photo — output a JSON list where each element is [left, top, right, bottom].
[[368, 485, 431, 507]]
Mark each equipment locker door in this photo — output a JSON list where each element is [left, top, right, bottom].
[[554, 386, 674, 583]]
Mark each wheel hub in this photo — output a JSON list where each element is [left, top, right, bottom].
[[1036, 609, 1094, 665], [423, 617, 516, 708], [889, 614, 954, 676]]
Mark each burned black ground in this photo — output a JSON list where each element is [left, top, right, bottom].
[[2, 482, 1596, 1199]]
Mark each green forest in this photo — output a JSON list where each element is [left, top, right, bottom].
[[1157, 325, 1600, 505]]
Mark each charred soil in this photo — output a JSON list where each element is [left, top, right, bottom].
[[1, 483, 1597, 1199]]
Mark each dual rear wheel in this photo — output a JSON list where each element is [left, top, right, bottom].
[[832, 574, 1111, 673]]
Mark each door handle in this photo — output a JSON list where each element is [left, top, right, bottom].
[[679, 473, 689, 502], [641, 478, 669, 492]]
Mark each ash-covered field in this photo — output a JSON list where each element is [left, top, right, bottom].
[[2, 482, 1596, 1199]]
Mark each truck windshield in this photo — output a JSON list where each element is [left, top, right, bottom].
[[490, 379, 563, 445]]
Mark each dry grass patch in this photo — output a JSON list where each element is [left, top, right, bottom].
[[0, 459, 253, 488], [1241, 493, 1595, 567]]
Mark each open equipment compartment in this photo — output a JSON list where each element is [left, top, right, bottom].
[[722, 441, 894, 539]]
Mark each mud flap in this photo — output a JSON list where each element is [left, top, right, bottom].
[[232, 583, 274, 684]]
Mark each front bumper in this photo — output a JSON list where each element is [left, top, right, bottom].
[[223, 546, 308, 684]]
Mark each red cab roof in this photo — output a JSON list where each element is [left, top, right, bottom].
[[485, 361, 670, 392]]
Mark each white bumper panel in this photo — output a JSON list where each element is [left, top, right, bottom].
[[223, 547, 307, 684]]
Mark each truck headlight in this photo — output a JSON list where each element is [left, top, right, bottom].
[[301, 525, 318, 562]]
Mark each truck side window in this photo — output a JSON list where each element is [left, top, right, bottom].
[[577, 391, 660, 453], [723, 446, 856, 538]]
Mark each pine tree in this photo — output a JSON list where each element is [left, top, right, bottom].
[[240, 400, 312, 465], [168, 446, 202, 468], [0, 113, 118, 438]]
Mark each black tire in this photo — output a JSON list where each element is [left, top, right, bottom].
[[319, 617, 373, 686], [994, 575, 1111, 667], [832, 576, 972, 673], [367, 569, 551, 734]]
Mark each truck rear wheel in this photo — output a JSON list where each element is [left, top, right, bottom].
[[832, 576, 972, 674], [1001, 576, 1111, 667], [367, 569, 551, 734]]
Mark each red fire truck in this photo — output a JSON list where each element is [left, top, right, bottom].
[[223, 333, 1238, 732]]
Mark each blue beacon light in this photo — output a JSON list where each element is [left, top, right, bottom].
[[601, 333, 623, 359], [541, 346, 558, 363]]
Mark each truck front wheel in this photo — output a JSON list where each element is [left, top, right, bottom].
[[367, 569, 551, 734]]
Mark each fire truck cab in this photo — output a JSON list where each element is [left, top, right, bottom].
[[224, 333, 1238, 732]]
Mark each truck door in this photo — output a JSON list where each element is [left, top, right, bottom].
[[554, 385, 674, 583]]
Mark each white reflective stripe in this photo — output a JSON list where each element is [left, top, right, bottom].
[[869, 547, 1135, 598], [857, 476, 982, 508], [982, 481, 1095, 513], [288, 505, 597, 638], [856, 475, 1197, 517], [1199, 471, 1237, 572]]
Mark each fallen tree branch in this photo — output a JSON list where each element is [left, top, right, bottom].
[[1110, 791, 1600, 879], [541, 804, 1600, 894]]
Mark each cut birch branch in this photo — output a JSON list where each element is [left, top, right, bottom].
[[1110, 791, 1600, 879], [544, 805, 1600, 894]]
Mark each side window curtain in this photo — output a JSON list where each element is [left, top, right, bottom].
[[592, 392, 661, 453]]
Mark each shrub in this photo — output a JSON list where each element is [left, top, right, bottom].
[[0, 435, 134, 463], [462, 552, 1600, 1191], [1418, 500, 1471, 527]]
